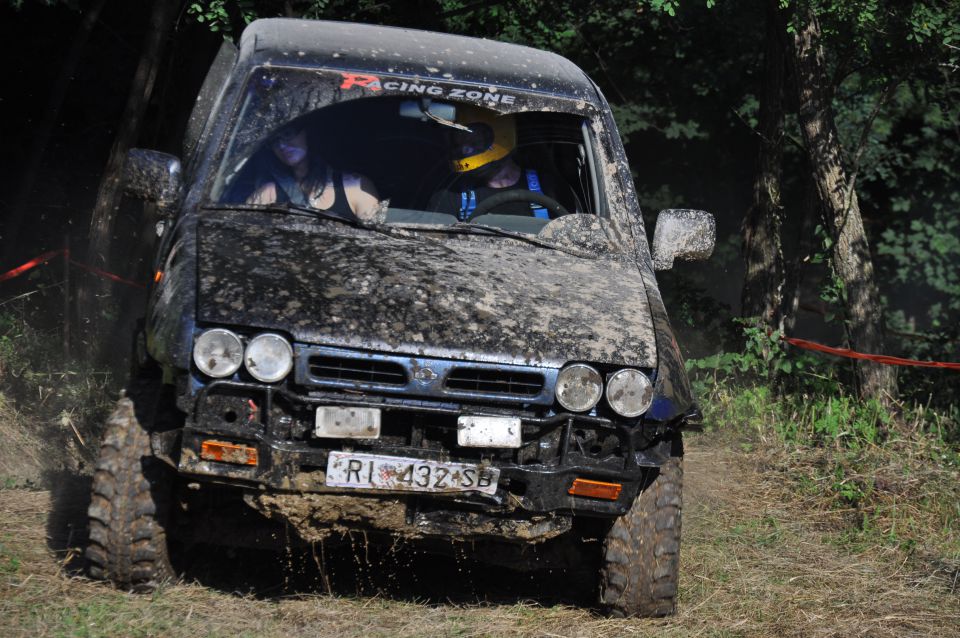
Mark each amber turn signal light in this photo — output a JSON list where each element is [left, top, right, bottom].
[[568, 478, 622, 500], [200, 440, 258, 466]]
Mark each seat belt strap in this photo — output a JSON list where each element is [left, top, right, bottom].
[[459, 190, 476, 221], [525, 169, 550, 219]]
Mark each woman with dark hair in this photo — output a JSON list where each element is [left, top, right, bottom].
[[247, 125, 381, 221]]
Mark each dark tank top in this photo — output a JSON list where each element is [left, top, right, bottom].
[[324, 171, 355, 219], [272, 169, 356, 220]]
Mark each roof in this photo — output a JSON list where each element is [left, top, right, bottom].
[[238, 19, 599, 103]]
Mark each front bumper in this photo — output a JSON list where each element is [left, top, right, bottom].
[[156, 379, 676, 519]]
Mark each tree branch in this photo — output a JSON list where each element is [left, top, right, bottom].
[[843, 79, 899, 217]]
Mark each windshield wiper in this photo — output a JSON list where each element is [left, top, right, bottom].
[[436, 222, 596, 259], [202, 202, 427, 242], [202, 202, 363, 227]]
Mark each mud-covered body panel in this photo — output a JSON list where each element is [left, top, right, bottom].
[[196, 212, 656, 368]]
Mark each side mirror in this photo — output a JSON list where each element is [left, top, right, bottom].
[[651, 209, 715, 271], [122, 148, 183, 216]]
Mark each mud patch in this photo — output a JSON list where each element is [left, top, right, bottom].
[[248, 492, 409, 541]]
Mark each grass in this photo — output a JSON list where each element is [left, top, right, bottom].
[[697, 373, 960, 590], [2, 432, 959, 637]]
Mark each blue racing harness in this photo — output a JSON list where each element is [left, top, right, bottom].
[[458, 169, 550, 221]]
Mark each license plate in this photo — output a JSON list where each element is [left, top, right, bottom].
[[325, 451, 499, 495]]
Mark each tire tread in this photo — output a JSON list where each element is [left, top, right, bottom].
[[599, 455, 683, 617], [85, 378, 174, 592]]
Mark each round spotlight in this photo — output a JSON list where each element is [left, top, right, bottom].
[[606, 368, 653, 417], [555, 363, 603, 412], [193, 329, 243, 378], [244, 333, 293, 383]]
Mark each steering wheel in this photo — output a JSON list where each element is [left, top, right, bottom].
[[466, 190, 570, 221]]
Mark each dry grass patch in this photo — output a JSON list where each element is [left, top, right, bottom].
[[677, 443, 960, 637], [2, 433, 959, 638]]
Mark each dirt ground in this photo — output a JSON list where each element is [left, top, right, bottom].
[[0, 431, 957, 638]]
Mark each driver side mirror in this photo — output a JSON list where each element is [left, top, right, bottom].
[[651, 209, 715, 271], [122, 148, 183, 217]]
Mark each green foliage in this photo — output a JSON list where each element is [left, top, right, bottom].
[[686, 320, 824, 388], [687, 321, 903, 449], [188, 0, 256, 33]]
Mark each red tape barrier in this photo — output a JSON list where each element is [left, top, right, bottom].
[[783, 336, 960, 371], [0, 249, 66, 283], [68, 259, 146, 289], [0, 249, 145, 289]]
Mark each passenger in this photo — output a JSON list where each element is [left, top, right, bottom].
[[247, 124, 381, 221], [429, 107, 575, 220]]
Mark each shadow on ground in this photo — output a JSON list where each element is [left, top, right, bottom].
[[45, 470, 92, 575], [45, 472, 598, 607]]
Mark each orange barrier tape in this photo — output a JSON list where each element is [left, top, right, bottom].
[[68, 259, 146, 289], [0, 249, 146, 289], [0, 249, 66, 283], [783, 336, 960, 371]]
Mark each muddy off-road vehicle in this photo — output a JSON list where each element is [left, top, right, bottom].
[[87, 19, 715, 617]]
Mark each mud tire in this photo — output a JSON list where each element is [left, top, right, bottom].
[[86, 378, 175, 591], [599, 455, 682, 617]]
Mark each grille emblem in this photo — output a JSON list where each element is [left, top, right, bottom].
[[415, 367, 437, 382]]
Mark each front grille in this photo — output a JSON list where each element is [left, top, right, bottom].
[[308, 356, 407, 386], [444, 368, 545, 397]]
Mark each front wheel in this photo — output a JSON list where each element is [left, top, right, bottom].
[[599, 455, 683, 617], [86, 379, 175, 591]]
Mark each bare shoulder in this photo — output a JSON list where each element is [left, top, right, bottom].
[[247, 182, 278, 205]]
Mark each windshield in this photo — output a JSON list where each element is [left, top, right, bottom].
[[210, 66, 619, 248]]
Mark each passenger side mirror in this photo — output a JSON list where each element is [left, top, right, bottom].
[[122, 148, 183, 216], [651, 209, 715, 270]]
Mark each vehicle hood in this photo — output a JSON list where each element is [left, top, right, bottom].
[[196, 215, 656, 367]]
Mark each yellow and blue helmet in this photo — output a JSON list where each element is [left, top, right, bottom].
[[450, 106, 516, 173]]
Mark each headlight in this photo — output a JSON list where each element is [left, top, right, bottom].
[[555, 364, 603, 412], [244, 333, 293, 383], [193, 328, 243, 378], [605, 368, 653, 417]]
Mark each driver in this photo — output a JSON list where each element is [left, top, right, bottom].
[[428, 107, 574, 221]]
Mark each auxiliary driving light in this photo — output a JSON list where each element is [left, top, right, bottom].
[[605, 368, 654, 417], [244, 333, 293, 383], [193, 328, 243, 378], [555, 363, 603, 412]]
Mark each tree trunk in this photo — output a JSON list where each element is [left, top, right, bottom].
[[741, 0, 786, 326], [791, 5, 898, 401], [780, 174, 819, 334], [2, 0, 107, 264], [81, 0, 178, 349]]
